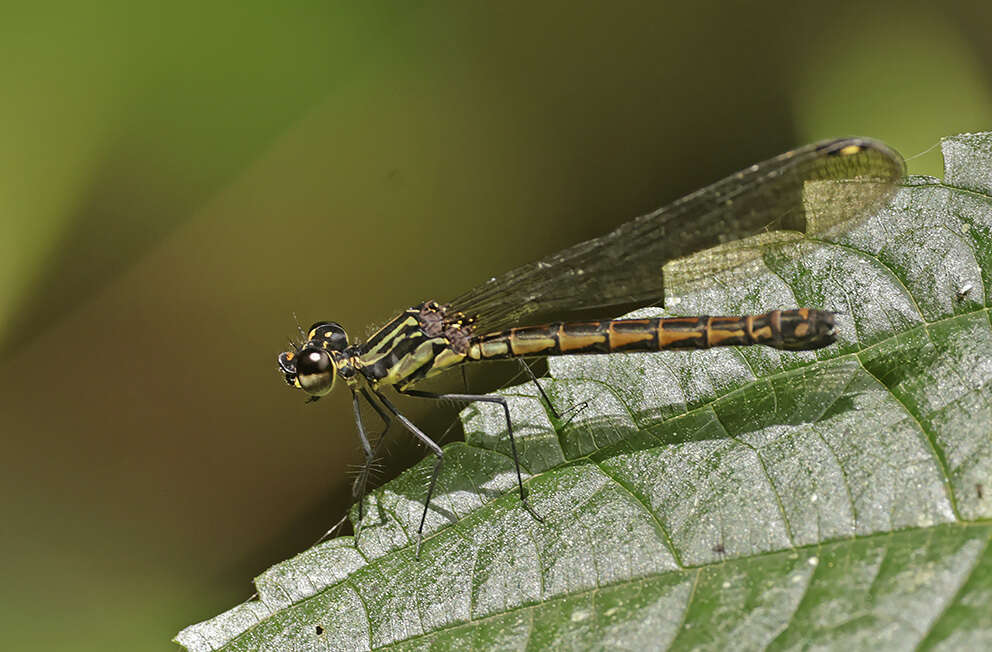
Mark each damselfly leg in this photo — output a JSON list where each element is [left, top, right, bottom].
[[350, 387, 392, 530], [398, 387, 543, 557]]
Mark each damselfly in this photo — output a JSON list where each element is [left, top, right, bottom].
[[278, 137, 904, 555]]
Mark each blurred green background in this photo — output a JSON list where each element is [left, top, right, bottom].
[[2, 2, 990, 649]]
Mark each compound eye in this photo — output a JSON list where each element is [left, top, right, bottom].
[[294, 346, 336, 396], [277, 351, 298, 386], [307, 321, 349, 352]]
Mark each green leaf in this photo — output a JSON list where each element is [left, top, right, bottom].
[[176, 133, 992, 651]]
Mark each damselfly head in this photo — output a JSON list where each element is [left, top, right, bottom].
[[277, 321, 350, 397]]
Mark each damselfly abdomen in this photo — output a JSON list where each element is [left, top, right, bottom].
[[278, 137, 904, 556]]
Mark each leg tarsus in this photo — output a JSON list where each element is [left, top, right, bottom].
[[517, 359, 588, 427], [414, 450, 443, 560], [557, 399, 589, 428]]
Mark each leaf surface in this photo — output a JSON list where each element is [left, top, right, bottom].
[[177, 133, 992, 651]]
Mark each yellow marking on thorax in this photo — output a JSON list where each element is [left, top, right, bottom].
[[423, 347, 467, 379], [372, 339, 438, 387], [364, 314, 419, 356]]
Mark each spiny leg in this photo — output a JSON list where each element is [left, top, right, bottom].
[[399, 388, 543, 524], [349, 392, 373, 535], [350, 390, 392, 538], [373, 389, 445, 559]]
